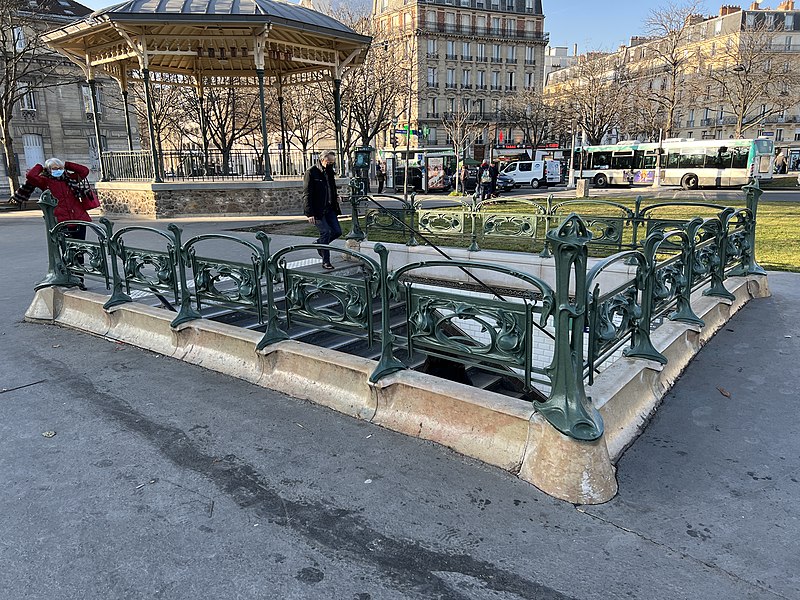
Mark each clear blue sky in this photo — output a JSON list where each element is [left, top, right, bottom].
[[78, 0, 711, 53], [544, 0, 709, 52]]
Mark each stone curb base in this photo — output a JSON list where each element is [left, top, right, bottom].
[[25, 274, 767, 505]]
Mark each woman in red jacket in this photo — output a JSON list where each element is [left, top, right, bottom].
[[26, 158, 92, 230], [26, 158, 92, 288]]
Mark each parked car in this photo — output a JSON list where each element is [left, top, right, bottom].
[[495, 173, 516, 193], [502, 160, 562, 188]]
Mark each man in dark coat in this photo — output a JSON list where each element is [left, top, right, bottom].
[[303, 151, 342, 270]]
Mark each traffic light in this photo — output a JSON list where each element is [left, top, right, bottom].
[[391, 134, 397, 147]]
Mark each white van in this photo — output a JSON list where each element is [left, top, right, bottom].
[[502, 160, 562, 188]]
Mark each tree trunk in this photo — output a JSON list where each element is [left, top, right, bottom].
[[2, 127, 20, 196]]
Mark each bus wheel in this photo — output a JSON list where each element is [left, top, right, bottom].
[[594, 173, 608, 188], [681, 173, 699, 190], [530, 178, 541, 189]]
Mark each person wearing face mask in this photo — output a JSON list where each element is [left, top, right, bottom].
[[25, 157, 92, 288], [302, 151, 341, 270]]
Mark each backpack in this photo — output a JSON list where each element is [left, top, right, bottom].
[[480, 169, 492, 184]]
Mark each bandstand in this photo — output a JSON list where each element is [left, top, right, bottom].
[[42, 0, 371, 217]]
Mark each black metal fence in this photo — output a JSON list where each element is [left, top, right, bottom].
[[102, 148, 332, 182]]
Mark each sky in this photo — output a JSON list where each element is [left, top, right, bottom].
[[76, 0, 712, 53]]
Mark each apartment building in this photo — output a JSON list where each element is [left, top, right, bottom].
[[372, 0, 547, 154], [543, 45, 578, 82], [544, 2, 800, 153]]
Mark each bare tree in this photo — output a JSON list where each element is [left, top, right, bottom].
[[440, 101, 482, 194], [0, 0, 81, 192], [559, 55, 633, 144], [504, 87, 551, 153], [700, 21, 800, 137], [640, 0, 704, 138]]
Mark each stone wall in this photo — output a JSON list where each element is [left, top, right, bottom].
[[96, 180, 350, 219]]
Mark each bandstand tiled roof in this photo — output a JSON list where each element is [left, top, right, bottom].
[[42, 0, 371, 80]]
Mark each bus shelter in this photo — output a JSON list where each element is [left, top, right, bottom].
[[42, 0, 371, 183]]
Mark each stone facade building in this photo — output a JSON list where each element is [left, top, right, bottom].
[[544, 2, 800, 151], [1, 0, 137, 194], [372, 0, 547, 155]]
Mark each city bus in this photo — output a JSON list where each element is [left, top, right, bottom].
[[573, 138, 774, 189]]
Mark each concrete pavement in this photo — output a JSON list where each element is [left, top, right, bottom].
[[1, 210, 798, 599]]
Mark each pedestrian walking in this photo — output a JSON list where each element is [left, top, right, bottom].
[[303, 151, 342, 270], [775, 151, 787, 174], [490, 161, 499, 197], [24, 157, 92, 288], [477, 159, 493, 201], [376, 163, 386, 194], [459, 163, 469, 196]]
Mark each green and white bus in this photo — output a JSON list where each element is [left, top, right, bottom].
[[573, 138, 774, 189]]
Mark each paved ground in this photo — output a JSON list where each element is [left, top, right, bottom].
[[1, 210, 798, 600]]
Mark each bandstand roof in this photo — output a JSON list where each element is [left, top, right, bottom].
[[42, 0, 371, 82]]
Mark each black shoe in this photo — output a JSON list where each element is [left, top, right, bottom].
[[321, 263, 335, 270]]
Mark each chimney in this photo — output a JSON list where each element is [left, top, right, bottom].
[[777, 1, 795, 10], [720, 5, 742, 16], [749, 1, 761, 9]]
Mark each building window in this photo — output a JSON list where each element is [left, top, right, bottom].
[[81, 84, 103, 114], [477, 43, 486, 60], [507, 71, 515, 90], [746, 13, 755, 28], [525, 46, 536, 64], [776, 128, 784, 141], [492, 44, 501, 61], [462, 69, 471, 86], [477, 70, 485, 86], [426, 10, 436, 26], [525, 0, 534, 12], [427, 39, 437, 57], [462, 41, 471, 59], [714, 20, 722, 35], [447, 40, 456, 58], [427, 67, 437, 86], [491, 17, 501, 34], [428, 127, 437, 144], [525, 72, 535, 89], [446, 68, 455, 87], [13, 27, 25, 51], [461, 14, 471, 32], [18, 82, 36, 111], [491, 71, 500, 88], [786, 14, 794, 30], [507, 46, 516, 63]]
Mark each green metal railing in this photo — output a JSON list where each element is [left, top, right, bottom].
[[34, 180, 764, 443]]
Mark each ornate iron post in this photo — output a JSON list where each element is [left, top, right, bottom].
[[170, 224, 203, 327], [346, 147, 372, 242], [100, 217, 134, 310], [35, 191, 82, 289], [730, 178, 766, 276], [369, 244, 406, 382], [257, 234, 289, 351], [535, 214, 604, 442], [703, 210, 736, 301], [668, 218, 704, 326], [625, 236, 668, 365]]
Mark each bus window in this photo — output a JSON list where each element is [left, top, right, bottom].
[[708, 148, 733, 169], [754, 139, 774, 155], [731, 147, 748, 169], [680, 152, 706, 169], [634, 150, 645, 168], [666, 152, 680, 168], [641, 154, 657, 169], [590, 151, 611, 169], [611, 154, 634, 169]]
